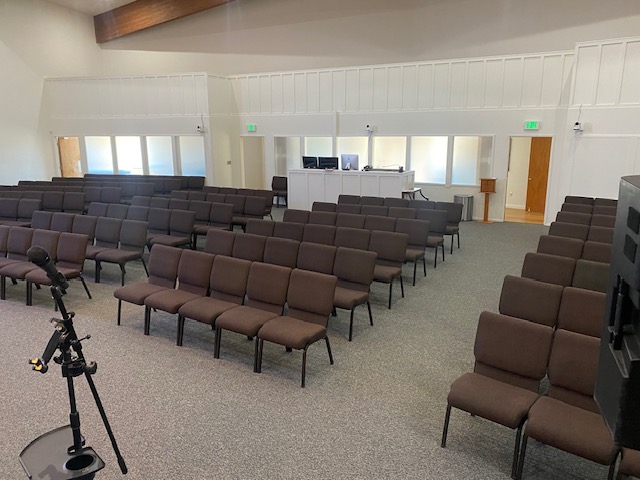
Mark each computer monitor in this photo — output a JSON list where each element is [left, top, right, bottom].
[[340, 154, 359, 171], [318, 156, 339, 170], [302, 156, 318, 169]]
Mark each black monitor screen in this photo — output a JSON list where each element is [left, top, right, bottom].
[[318, 157, 339, 169], [302, 156, 318, 169]]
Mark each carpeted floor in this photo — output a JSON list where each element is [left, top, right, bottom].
[[0, 219, 611, 479]]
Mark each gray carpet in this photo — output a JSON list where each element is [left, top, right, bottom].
[[0, 219, 610, 479]]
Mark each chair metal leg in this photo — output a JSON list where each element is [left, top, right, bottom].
[[213, 326, 222, 358], [325, 336, 334, 364], [512, 424, 524, 479], [388, 280, 393, 309], [26, 282, 31, 306], [515, 434, 528, 480], [256, 339, 264, 373], [348, 308, 355, 341], [140, 257, 149, 276], [423, 256, 427, 277], [253, 337, 260, 372], [434, 248, 438, 268], [400, 275, 404, 298], [367, 301, 373, 326], [1, 275, 5, 300], [412, 262, 417, 286], [441, 243, 445, 262], [79, 276, 92, 299], [451, 236, 454, 254], [176, 315, 184, 346], [441, 404, 452, 447], [457, 232, 460, 249], [119, 265, 126, 286], [144, 306, 151, 335], [608, 450, 621, 480], [301, 346, 308, 388], [117, 299, 122, 325], [95, 260, 101, 283]]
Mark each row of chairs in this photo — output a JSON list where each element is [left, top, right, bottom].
[[564, 195, 617, 207], [0, 226, 92, 305], [56, 173, 206, 192], [114, 245, 342, 387], [205, 227, 405, 317], [2, 187, 126, 206], [0, 198, 43, 226], [0, 192, 91, 215]]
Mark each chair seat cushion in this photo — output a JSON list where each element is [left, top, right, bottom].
[[216, 306, 280, 335], [525, 396, 617, 465], [258, 316, 326, 350], [114, 283, 169, 305], [334, 287, 369, 310], [405, 247, 425, 262], [149, 235, 191, 248], [426, 236, 444, 247], [26, 267, 82, 285], [144, 289, 201, 313], [373, 265, 401, 283], [448, 373, 539, 429], [96, 249, 142, 263], [620, 449, 640, 476], [85, 245, 111, 259], [0, 261, 39, 279], [0, 258, 20, 269], [178, 297, 240, 325], [445, 225, 459, 235]]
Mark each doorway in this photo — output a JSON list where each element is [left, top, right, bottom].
[[57, 137, 82, 177], [505, 136, 552, 224], [241, 136, 265, 189]]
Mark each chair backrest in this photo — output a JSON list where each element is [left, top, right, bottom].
[[31, 210, 53, 230], [204, 229, 236, 256], [149, 196, 170, 209], [561, 203, 593, 214], [498, 275, 563, 327], [135, 183, 155, 197], [119, 220, 148, 252], [146, 244, 183, 288], [0, 225, 9, 256], [536, 235, 584, 259], [334, 227, 370, 251], [263, 236, 300, 268], [62, 192, 85, 213], [22, 191, 43, 201], [335, 213, 366, 229], [312, 202, 337, 212], [416, 209, 448, 235], [594, 198, 617, 207], [556, 211, 591, 225], [72, 214, 98, 242], [245, 262, 291, 314], [364, 215, 396, 232], [408, 199, 432, 210], [17, 199, 42, 221], [100, 187, 121, 204], [203, 186, 220, 194], [56, 232, 89, 270], [360, 205, 388, 217], [188, 191, 207, 202], [0, 198, 18, 220], [50, 212, 75, 232], [225, 194, 246, 215], [548, 221, 589, 241], [557, 287, 605, 338], [360, 196, 384, 206], [368, 230, 408, 266], [388, 207, 416, 219], [273, 221, 305, 242], [286, 269, 337, 326], [6, 226, 34, 260], [245, 219, 275, 237], [271, 176, 287, 191], [333, 247, 376, 293], [302, 224, 336, 245], [564, 195, 594, 205], [169, 198, 190, 211], [206, 193, 226, 204], [209, 202, 234, 229], [547, 329, 600, 412], [588, 226, 614, 244], [162, 178, 183, 195], [125, 205, 150, 222], [130, 195, 151, 206], [169, 209, 195, 236], [283, 209, 310, 224], [383, 197, 410, 208], [31, 229, 61, 262], [87, 202, 109, 217], [106, 203, 129, 219], [590, 214, 615, 228], [237, 188, 256, 196], [582, 241, 611, 263], [94, 216, 122, 248], [337, 194, 360, 204], [254, 189, 275, 215], [571, 259, 609, 293], [394, 218, 430, 248], [209, 255, 251, 304], [147, 208, 171, 235], [335, 203, 361, 214], [436, 201, 464, 224], [592, 205, 617, 216], [170, 190, 189, 200], [119, 182, 136, 201], [521, 252, 576, 287], [189, 200, 211, 224], [473, 311, 554, 391], [176, 250, 215, 295], [296, 242, 337, 275], [42, 191, 64, 211], [308, 211, 337, 226], [243, 196, 267, 218], [232, 233, 266, 261]]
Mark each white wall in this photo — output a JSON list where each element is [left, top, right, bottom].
[[506, 137, 532, 209]]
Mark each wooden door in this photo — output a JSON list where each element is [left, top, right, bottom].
[[525, 137, 552, 213], [57, 137, 82, 177]]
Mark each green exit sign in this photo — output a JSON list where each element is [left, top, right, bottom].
[[247, 124, 257, 133], [524, 120, 541, 130]]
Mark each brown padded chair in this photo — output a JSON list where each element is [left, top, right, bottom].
[[590, 214, 616, 228], [125, 205, 150, 222], [333, 227, 370, 251], [192, 202, 234, 248], [582, 241, 612, 263], [302, 224, 336, 246], [498, 275, 563, 327], [256, 268, 337, 387], [312, 202, 337, 212], [283, 209, 309, 224], [536, 234, 584, 259], [263, 237, 300, 268], [564, 195, 594, 205], [363, 215, 396, 232], [245, 219, 275, 237], [254, 189, 275, 219], [368, 230, 408, 309], [112, 244, 182, 326], [0, 226, 33, 272], [149, 197, 170, 209], [360, 196, 385, 206], [395, 218, 430, 286], [274, 221, 305, 242], [148, 209, 195, 249], [0, 225, 11, 257], [572, 259, 609, 293], [337, 194, 360, 204], [308, 211, 337, 226], [593, 205, 617, 216], [561, 203, 593, 215], [548, 221, 589, 241], [168, 198, 190, 211], [296, 242, 336, 275], [335, 213, 366, 229], [146, 208, 171, 245], [233, 196, 267, 231], [383, 197, 410, 208], [515, 329, 619, 480], [332, 247, 377, 341], [232, 233, 266, 262], [442, 311, 554, 479], [144, 250, 215, 344], [360, 205, 388, 217], [26, 231, 91, 302], [50, 212, 75, 233], [387, 207, 416, 220], [556, 211, 591, 225], [556, 286, 605, 338], [521, 252, 576, 287], [436, 201, 464, 254], [130, 195, 151, 207], [87, 202, 109, 217], [72, 215, 98, 244], [271, 176, 288, 207], [417, 209, 447, 267], [31, 211, 53, 230], [594, 198, 617, 208], [177, 255, 252, 346], [214, 262, 291, 368], [106, 203, 129, 219], [42, 191, 64, 212], [95, 219, 149, 285], [62, 192, 85, 214], [588, 226, 614, 244], [335, 203, 361, 215], [204, 229, 236, 256], [86, 217, 122, 260]]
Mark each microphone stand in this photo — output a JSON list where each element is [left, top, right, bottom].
[[20, 284, 127, 479]]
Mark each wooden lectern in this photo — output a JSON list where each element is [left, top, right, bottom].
[[479, 178, 496, 224]]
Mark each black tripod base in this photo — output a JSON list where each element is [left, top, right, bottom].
[[19, 425, 105, 479]]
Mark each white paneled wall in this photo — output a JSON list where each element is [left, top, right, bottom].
[[231, 52, 574, 115], [572, 38, 640, 106], [46, 73, 210, 118]]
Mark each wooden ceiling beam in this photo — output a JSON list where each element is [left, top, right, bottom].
[[94, 0, 235, 44]]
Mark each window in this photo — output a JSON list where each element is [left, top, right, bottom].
[[372, 136, 406, 170], [451, 136, 493, 185], [179, 136, 206, 176], [411, 136, 448, 184], [115, 136, 143, 175], [85, 136, 114, 174], [147, 136, 174, 175], [274, 136, 301, 174], [304, 137, 332, 157]]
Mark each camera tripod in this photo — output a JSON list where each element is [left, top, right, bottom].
[[19, 284, 127, 480]]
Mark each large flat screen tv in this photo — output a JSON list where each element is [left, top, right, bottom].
[[302, 156, 318, 169], [340, 154, 359, 171], [318, 156, 339, 170]]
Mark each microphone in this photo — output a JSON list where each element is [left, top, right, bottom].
[[27, 246, 69, 292]]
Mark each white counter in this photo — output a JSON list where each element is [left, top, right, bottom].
[[288, 169, 415, 210]]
